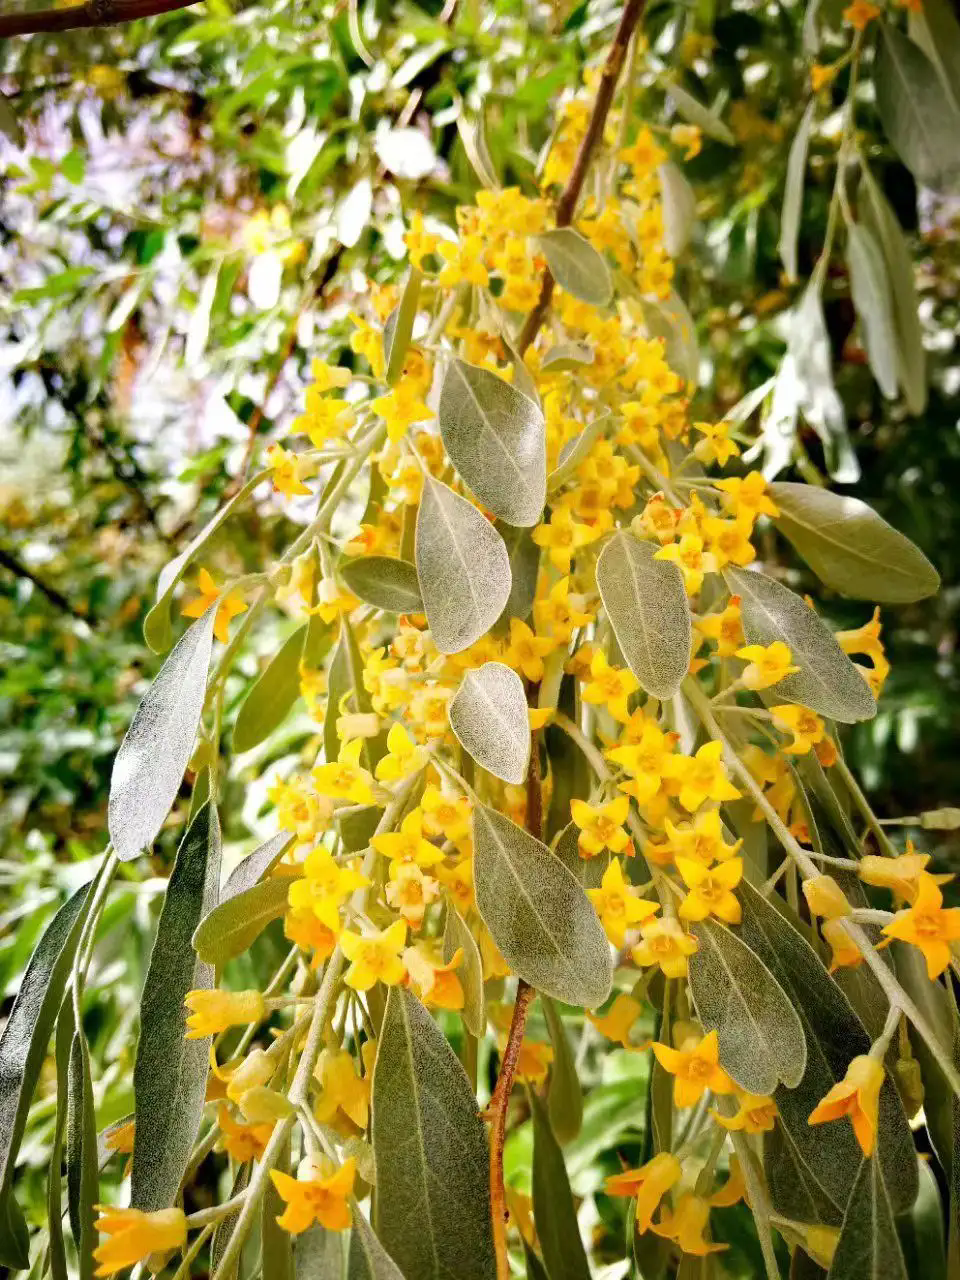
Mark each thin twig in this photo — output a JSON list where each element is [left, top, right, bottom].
[[0, 0, 197, 38], [487, 978, 534, 1280], [0, 546, 87, 621]]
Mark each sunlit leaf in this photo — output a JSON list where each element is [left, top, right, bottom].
[[536, 228, 612, 306], [383, 267, 422, 385], [662, 78, 736, 144], [222, 831, 294, 901], [234, 624, 306, 753], [193, 876, 289, 966], [659, 162, 697, 258], [779, 101, 815, 282], [340, 557, 424, 614], [541, 341, 594, 372], [875, 24, 960, 193], [846, 222, 898, 400], [449, 662, 531, 785]]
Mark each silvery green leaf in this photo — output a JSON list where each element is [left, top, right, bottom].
[[0, 884, 89, 1270], [827, 1156, 908, 1280], [908, 0, 960, 111], [726, 567, 876, 723], [109, 608, 217, 862], [66, 1032, 97, 1279], [552, 822, 607, 889], [222, 831, 294, 900], [846, 222, 899, 400], [596, 531, 691, 700], [438, 359, 546, 527], [472, 805, 612, 1007], [348, 1209, 404, 1280], [324, 617, 388, 771], [372, 988, 495, 1280], [542, 997, 582, 1145], [337, 805, 384, 853], [49, 1000, 73, 1280], [662, 78, 736, 145], [541, 342, 594, 373], [340, 557, 424, 614], [547, 414, 612, 493], [442, 907, 486, 1039], [193, 876, 290, 966], [530, 1091, 590, 1280], [659, 162, 697, 258], [383, 267, 422, 386], [234, 625, 306, 753], [779, 102, 815, 283], [640, 290, 699, 387], [132, 802, 221, 1211], [495, 521, 540, 622], [875, 24, 960, 194], [415, 476, 512, 654], [687, 917, 806, 1095], [536, 228, 612, 306], [770, 482, 939, 603], [449, 662, 530, 785]]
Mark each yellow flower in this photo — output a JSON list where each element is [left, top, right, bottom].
[[506, 618, 556, 682], [515, 1038, 555, 1084], [822, 918, 863, 973], [801, 874, 850, 920], [811, 63, 837, 92], [650, 1192, 727, 1255], [285, 907, 338, 967], [669, 123, 702, 160], [843, 0, 880, 28], [836, 607, 890, 695], [288, 847, 371, 931], [533, 575, 593, 642], [270, 1159, 355, 1234], [216, 1104, 273, 1162], [881, 873, 960, 979], [632, 916, 699, 979], [386, 861, 439, 928], [184, 988, 266, 1039], [404, 944, 465, 1011], [375, 721, 425, 781], [695, 596, 743, 657], [693, 420, 740, 468], [808, 1054, 884, 1156], [312, 739, 375, 804], [94, 1206, 187, 1276], [663, 809, 742, 867], [714, 471, 778, 520], [651, 1029, 735, 1108], [181, 568, 248, 644], [654, 533, 717, 595], [859, 850, 952, 905], [702, 515, 755, 569], [677, 857, 743, 924], [570, 795, 631, 857], [735, 641, 799, 690], [770, 704, 825, 754], [341, 920, 408, 991], [607, 720, 676, 806], [532, 505, 601, 572], [581, 650, 640, 723], [311, 577, 360, 626], [664, 741, 740, 812], [712, 1093, 777, 1133], [588, 859, 659, 947], [372, 808, 444, 872], [587, 993, 646, 1047], [314, 1048, 373, 1130], [605, 1153, 682, 1232], [421, 784, 472, 843], [266, 442, 314, 498]]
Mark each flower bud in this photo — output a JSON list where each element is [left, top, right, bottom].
[[802, 874, 850, 920]]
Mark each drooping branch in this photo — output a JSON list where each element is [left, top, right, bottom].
[[516, 0, 646, 354], [0, 0, 198, 39]]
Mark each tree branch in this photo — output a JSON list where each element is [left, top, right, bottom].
[[0, 0, 198, 39], [0, 545, 87, 620], [516, 0, 645, 354]]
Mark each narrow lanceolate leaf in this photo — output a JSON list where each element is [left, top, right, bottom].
[[193, 876, 289, 966], [846, 222, 898, 400], [372, 988, 495, 1280], [725, 568, 876, 723], [827, 1156, 908, 1280], [132, 802, 221, 1212], [222, 831, 294, 901], [348, 1207, 404, 1280], [861, 171, 927, 415], [324, 616, 388, 771], [875, 24, 960, 194], [738, 882, 917, 1219], [472, 805, 612, 1007], [495, 520, 540, 623], [449, 662, 531, 785], [542, 997, 582, 1145], [442, 907, 486, 1039], [687, 918, 806, 1095], [109, 607, 217, 862], [908, 0, 960, 111], [66, 1032, 98, 1279], [530, 1091, 591, 1280], [0, 885, 89, 1270], [662, 78, 736, 144], [415, 476, 512, 654], [340, 557, 424, 614], [234, 625, 306, 753], [770, 482, 939, 603], [536, 228, 612, 306], [144, 470, 267, 653], [383, 267, 422, 385], [438, 359, 546, 527], [779, 101, 815, 282], [659, 162, 697, 258], [48, 1001, 74, 1280], [597, 531, 691, 700]]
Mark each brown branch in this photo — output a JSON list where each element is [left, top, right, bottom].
[[0, 546, 87, 620], [0, 0, 198, 39], [487, 977, 534, 1280], [516, 0, 646, 355]]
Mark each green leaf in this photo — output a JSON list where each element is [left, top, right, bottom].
[[442, 907, 486, 1039], [66, 1032, 98, 1279], [449, 662, 531, 785], [860, 170, 927, 415], [536, 228, 612, 306], [662, 78, 736, 144], [725, 567, 876, 723], [383, 267, 422, 386], [495, 520, 541, 623], [472, 804, 612, 1007], [0, 883, 90, 1269], [193, 876, 289, 966], [222, 831, 295, 900], [415, 476, 512, 654], [437, 359, 547, 527], [372, 987, 495, 1280], [523, 1239, 551, 1280], [552, 822, 607, 890], [109, 608, 217, 862], [530, 1090, 591, 1280], [324, 617, 388, 771], [143, 470, 267, 653], [132, 802, 221, 1211], [543, 996, 582, 1144], [210, 1165, 250, 1280], [875, 24, 960, 194], [826, 1156, 908, 1280], [659, 162, 697, 258], [596, 530, 691, 700], [337, 806, 385, 853], [908, 0, 960, 111], [234, 625, 307, 753], [639, 289, 699, 388], [846, 222, 898, 400], [348, 1208, 404, 1279], [340, 557, 424, 614], [737, 882, 917, 1219], [547, 414, 612, 493], [687, 917, 806, 1095], [779, 102, 815, 283], [48, 1001, 73, 1280], [897, 1158, 946, 1280], [769, 482, 939, 603], [541, 342, 594, 373]]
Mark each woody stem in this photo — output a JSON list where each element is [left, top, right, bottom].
[[487, 978, 535, 1280]]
